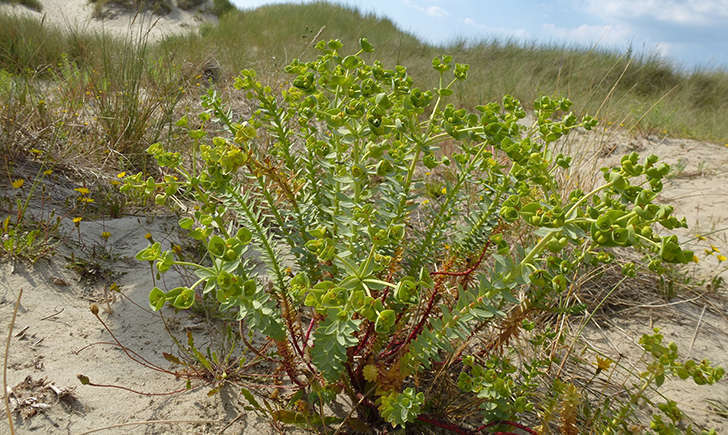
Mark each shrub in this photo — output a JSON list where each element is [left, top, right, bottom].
[[124, 39, 722, 432], [88, 0, 173, 18]]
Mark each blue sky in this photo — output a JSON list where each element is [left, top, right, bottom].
[[229, 0, 728, 71]]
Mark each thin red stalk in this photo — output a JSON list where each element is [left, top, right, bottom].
[[80, 378, 192, 396], [416, 415, 471, 435], [353, 322, 374, 356], [382, 237, 496, 360], [281, 296, 306, 360], [345, 361, 362, 391], [380, 286, 440, 360], [474, 420, 537, 434], [301, 316, 316, 351], [73, 341, 185, 377], [239, 321, 279, 363], [353, 287, 391, 357], [117, 290, 155, 314], [280, 298, 319, 377], [90, 309, 170, 374], [431, 240, 491, 277]]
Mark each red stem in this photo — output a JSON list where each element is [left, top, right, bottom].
[[416, 415, 471, 435], [301, 316, 316, 351], [431, 239, 491, 277], [379, 286, 439, 360], [475, 420, 538, 435], [381, 238, 495, 360], [81, 378, 193, 396]]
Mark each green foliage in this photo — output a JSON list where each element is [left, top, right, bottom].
[[210, 0, 234, 17], [378, 387, 424, 428], [601, 329, 724, 433], [1, 158, 60, 263], [88, 0, 173, 17], [456, 354, 540, 423], [125, 40, 721, 431]]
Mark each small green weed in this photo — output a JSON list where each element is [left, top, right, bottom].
[[1, 154, 60, 263]]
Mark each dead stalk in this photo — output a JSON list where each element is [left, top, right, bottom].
[[3, 288, 22, 435], [78, 418, 219, 435]]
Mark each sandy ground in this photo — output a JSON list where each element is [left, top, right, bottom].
[[1, 215, 273, 434], [1, 2, 727, 433], [0, 0, 216, 41]]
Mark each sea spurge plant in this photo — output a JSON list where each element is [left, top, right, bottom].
[[122, 39, 720, 431]]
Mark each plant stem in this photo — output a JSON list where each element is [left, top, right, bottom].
[[3, 288, 22, 435]]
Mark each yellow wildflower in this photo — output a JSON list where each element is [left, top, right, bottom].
[[80, 197, 95, 203], [425, 172, 431, 176], [718, 255, 727, 263], [422, 199, 430, 205], [75, 187, 90, 195], [711, 245, 720, 253], [11, 179, 24, 189], [101, 231, 111, 241], [696, 234, 706, 241], [596, 355, 613, 373], [693, 255, 699, 263], [72, 217, 83, 224], [43, 169, 53, 176], [144, 232, 153, 240], [116, 172, 126, 178], [441, 186, 447, 195]]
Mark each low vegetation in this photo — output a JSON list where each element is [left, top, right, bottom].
[[88, 0, 233, 18], [1, 1, 726, 433], [0, 0, 41, 12]]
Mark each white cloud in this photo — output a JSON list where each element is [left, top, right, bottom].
[[542, 23, 633, 46], [403, 0, 448, 18], [425, 5, 448, 17], [584, 0, 728, 26]]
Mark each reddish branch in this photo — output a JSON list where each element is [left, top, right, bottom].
[[381, 230, 500, 360], [301, 316, 316, 351], [431, 239, 492, 278], [239, 321, 279, 363], [77, 376, 191, 396], [417, 414, 471, 434], [415, 415, 537, 435], [475, 420, 538, 434]]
